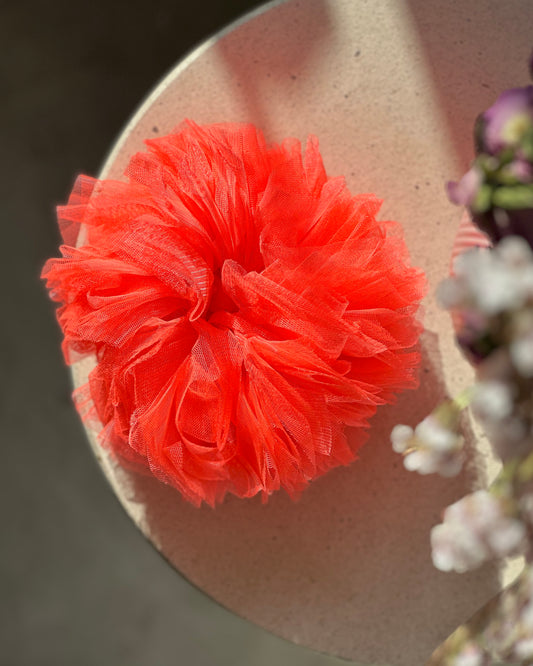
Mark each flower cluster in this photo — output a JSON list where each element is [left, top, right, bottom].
[[430, 489, 525, 574], [438, 237, 533, 465], [447, 63, 533, 248], [391, 401, 465, 477], [439, 235, 533, 364], [393, 54, 533, 664]]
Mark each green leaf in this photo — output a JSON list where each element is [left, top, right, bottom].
[[517, 450, 533, 483], [492, 184, 533, 209], [472, 184, 493, 212], [521, 127, 533, 161]]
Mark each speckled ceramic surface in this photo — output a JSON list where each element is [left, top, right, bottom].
[[71, 1, 533, 663]]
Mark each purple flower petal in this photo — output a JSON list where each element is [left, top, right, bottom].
[[508, 159, 533, 182], [447, 167, 483, 206], [482, 86, 533, 153]]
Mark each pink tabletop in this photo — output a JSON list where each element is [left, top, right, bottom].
[[72, 1, 533, 663]]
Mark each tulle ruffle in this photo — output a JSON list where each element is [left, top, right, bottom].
[[42, 120, 426, 506]]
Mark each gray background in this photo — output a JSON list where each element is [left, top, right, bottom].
[[1, 1, 348, 664]]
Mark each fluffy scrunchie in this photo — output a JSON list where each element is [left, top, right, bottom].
[[43, 120, 426, 506]]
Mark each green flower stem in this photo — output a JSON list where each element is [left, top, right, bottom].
[[452, 387, 475, 412]]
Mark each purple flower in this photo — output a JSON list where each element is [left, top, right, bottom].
[[507, 158, 533, 182], [447, 57, 533, 249], [447, 167, 483, 207], [479, 86, 533, 154]]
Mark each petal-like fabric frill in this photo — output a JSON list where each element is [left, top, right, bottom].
[[42, 120, 426, 506]]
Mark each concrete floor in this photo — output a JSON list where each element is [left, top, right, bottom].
[[1, 1, 353, 664]]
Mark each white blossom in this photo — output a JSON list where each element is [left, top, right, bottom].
[[482, 414, 530, 462], [520, 493, 533, 524], [454, 642, 486, 666], [444, 489, 501, 531], [431, 490, 524, 573], [513, 636, 533, 660], [391, 414, 464, 478], [402, 444, 463, 477], [485, 517, 525, 556], [446, 238, 533, 316], [390, 424, 413, 453], [472, 381, 513, 422], [403, 449, 438, 475], [437, 455, 464, 478], [477, 264, 523, 314], [452, 249, 516, 314], [520, 600, 533, 632], [414, 416, 459, 453], [510, 331, 533, 376], [498, 235, 533, 267], [431, 521, 488, 573]]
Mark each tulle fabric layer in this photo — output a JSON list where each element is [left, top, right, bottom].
[[43, 120, 426, 506]]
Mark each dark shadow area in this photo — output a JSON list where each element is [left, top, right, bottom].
[[0, 2, 350, 666]]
